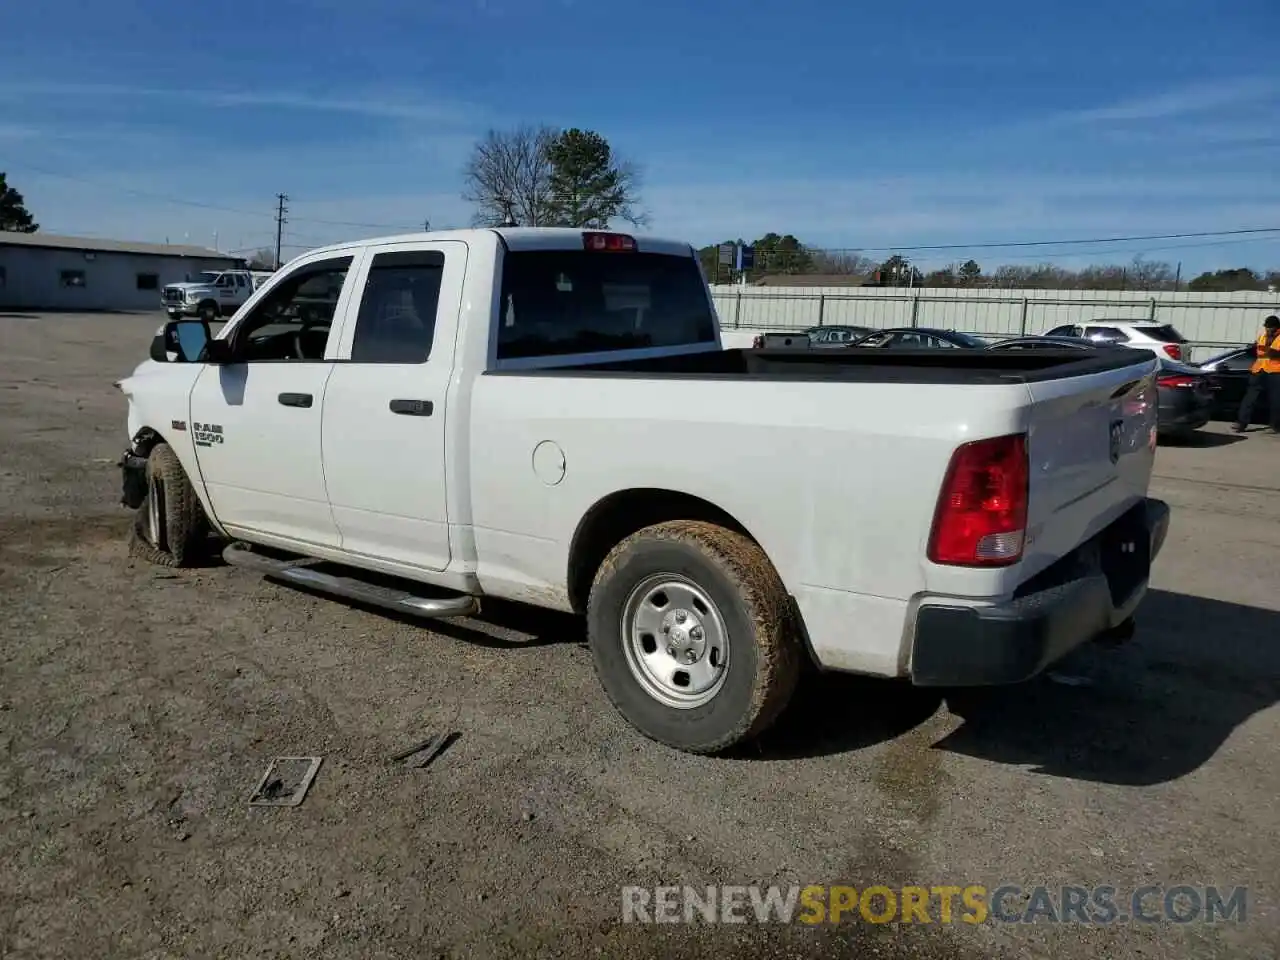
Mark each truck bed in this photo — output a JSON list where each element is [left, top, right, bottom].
[[486, 346, 1154, 384]]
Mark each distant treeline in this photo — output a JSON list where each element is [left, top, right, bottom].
[[698, 234, 1279, 292]]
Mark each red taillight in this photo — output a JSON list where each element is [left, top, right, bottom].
[[1157, 374, 1198, 388], [1161, 343, 1182, 360], [583, 232, 636, 252], [928, 434, 1029, 567]]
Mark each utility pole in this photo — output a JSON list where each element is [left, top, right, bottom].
[[274, 193, 289, 269]]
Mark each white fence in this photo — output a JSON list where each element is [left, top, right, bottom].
[[709, 285, 1279, 352]]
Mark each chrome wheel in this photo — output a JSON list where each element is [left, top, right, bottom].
[[621, 574, 730, 709], [146, 471, 165, 550]]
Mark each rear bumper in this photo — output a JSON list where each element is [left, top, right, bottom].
[[1158, 391, 1211, 434], [909, 497, 1170, 686]]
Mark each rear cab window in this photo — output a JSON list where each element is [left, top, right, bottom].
[[494, 244, 717, 363]]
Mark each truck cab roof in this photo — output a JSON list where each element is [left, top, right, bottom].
[[300, 227, 696, 260]]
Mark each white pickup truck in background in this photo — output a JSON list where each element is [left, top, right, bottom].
[[117, 227, 1170, 754], [162, 269, 260, 322]]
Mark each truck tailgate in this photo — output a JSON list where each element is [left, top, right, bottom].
[[1020, 354, 1158, 583]]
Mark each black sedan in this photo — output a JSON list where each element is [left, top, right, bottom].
[[806, 324, 873, 346], [987, 336, 1215, 439], [750, 324, 871, 349], [851, 327, 989, 349], [1197, 345, 1267, 423]]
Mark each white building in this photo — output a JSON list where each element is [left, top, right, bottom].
[[0, 231, 245, 311]]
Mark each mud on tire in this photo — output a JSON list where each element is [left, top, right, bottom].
[[586, 520, 802, 755], [128, 443, 208, 567]]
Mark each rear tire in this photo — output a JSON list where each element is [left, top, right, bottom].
[[127, 443, 207, 567], [586, 520, 801, 754]]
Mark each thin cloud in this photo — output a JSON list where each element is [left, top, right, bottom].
[[0, 80, 484, 125], [0, 123, 42, 141], [1050, 76, 1278, 125]]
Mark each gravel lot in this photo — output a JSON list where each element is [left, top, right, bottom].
[[1, 311, 1277, 959]]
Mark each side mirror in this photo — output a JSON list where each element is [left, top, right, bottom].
[[161, 319, 232, 363], [163, 319, 210, 362], [149, 330, 171, 363]]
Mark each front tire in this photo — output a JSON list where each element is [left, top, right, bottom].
[[128, 443, 207, 567], [586, 520, 801, 754], [198, 300, 219, 323]]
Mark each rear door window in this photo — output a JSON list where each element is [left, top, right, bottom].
[[496, 250, 716, 361], [350, 250, 444, 363], [1085, 326, 1130, 344], [1142, 324, 1187, 344], [855, 331, 891, 347]]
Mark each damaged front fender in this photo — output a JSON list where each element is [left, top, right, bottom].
[[118, 428, 160, 509]]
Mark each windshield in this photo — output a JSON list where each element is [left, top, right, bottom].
[[991, 338, 1087, 351], [495, 250, 717, 361], [189, 272, 220, 284], [947, 331, 990, 348]]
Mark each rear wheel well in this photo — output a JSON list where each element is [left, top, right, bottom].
[[567, 489, 754, 614]]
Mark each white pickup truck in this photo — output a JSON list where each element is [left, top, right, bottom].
[[116, 227, 1170, 754], [162, 269, 259, 322]]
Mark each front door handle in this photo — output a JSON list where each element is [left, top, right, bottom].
[[278, 392, 313, 408], [389, 399, 434, 417]]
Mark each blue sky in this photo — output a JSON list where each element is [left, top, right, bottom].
[[2, 0, 1278, 274]]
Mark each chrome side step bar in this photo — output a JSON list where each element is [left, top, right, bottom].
[[222, 542, 481, 620]]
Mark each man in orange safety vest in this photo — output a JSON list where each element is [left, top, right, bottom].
[[1233, 315, 1280, 433]]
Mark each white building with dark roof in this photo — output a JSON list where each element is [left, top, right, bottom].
[[0, 231, 246, 311]]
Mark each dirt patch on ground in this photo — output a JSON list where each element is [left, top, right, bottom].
[[0, 313, 1276, 958]]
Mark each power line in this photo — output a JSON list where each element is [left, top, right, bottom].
[[283, 212, 421, 230], [10, 158, 1280, 254], [9, 161, 421, 231], [12, 161, 268, 218], [814, 226, 1280, 256], [939, 233, 1280, 263]]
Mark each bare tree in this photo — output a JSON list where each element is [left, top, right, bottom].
[[1124, 256, 1176, 291], [808, 250, 879, 275], [247, 248, 276, 270], [461, 125, 559, 227]]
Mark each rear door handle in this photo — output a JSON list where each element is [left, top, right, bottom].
[[389, 399, 434, 417], [278, 392, 313, 408]]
